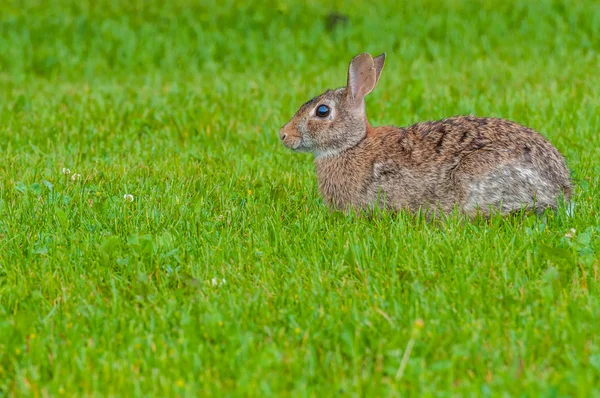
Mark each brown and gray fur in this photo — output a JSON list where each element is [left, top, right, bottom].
[[279, 52, 572, 217]]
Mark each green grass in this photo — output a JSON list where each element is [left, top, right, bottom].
[[1, 0, 599, 395]]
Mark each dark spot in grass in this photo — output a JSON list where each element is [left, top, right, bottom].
[[325, 12, 349, 31]]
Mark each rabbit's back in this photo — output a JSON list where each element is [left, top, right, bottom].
[[381, 116, 571, 214]]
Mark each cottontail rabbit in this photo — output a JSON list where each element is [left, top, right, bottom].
[[279, 52, 572, 216]]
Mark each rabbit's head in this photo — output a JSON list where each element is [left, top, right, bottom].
[[279, 52, 385, 157]]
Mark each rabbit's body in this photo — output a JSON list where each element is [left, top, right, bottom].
[[315, 116, 571, 215], [280, 53, 572, 216]]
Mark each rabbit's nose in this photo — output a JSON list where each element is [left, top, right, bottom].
[[279, 128, 288, 140]]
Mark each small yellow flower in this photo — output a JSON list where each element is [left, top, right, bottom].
[[176, 379, 185, 387], [247, 189, 253, 195], [30, 333, 36, 340], [295, 327, 301, 334], [218, 321, 223, 327], [15, 348, 21, 355]]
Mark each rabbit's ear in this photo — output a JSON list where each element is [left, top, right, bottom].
[[373, 53, 386, 85], [347, 53, 377, 107]]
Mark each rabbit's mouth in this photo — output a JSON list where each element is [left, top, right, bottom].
[[286, 138, 310, 152], [280, 130, 305, 151], [280, 122, 313, 152], [280, 135, 301, 149], [292, 142, 311, 152]]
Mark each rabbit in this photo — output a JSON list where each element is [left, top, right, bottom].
[[279, 52, 572, 217]]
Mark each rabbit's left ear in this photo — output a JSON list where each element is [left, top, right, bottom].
[[347, 53, 377, 107]]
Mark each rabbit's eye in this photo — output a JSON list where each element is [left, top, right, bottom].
[[316, 105, 331, 118]]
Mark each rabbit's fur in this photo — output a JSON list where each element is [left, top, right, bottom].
[[279, 53, 572, 216]]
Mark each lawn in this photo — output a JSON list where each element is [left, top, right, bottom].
[[1, 0, 599, 395]]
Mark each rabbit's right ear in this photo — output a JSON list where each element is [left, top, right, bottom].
[[346, 53, 377, 107], [373, 53, 386, 85]]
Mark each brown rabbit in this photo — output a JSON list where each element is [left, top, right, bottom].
[[279, 52, 572, 216]]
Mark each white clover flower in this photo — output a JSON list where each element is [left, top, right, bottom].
[[211, 278, 226, 287], [123, 194, 134, 202], [61, 168, 71, 175], [565, 228, 576, 238], [71, 173, 81, 181]]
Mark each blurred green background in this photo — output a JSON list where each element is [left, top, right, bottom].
[[0, 0, 599, 396]]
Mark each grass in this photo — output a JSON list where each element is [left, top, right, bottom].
[[1, 0, 599, 395]]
